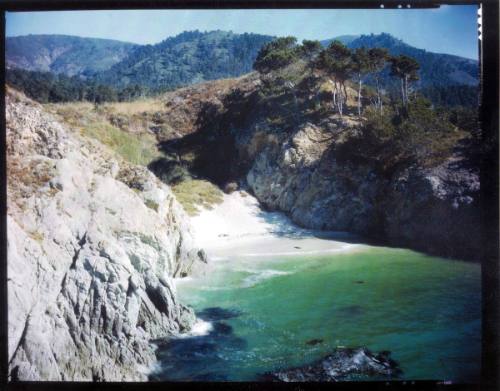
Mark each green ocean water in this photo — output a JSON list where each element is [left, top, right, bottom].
[[153, 245, 481, 382]]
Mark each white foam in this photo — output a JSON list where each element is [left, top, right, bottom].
[[173, 276, 193, 283], [176, 319, 213, 339]]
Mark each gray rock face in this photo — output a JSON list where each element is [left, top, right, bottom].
[[244, 120, 480, 260], [6, 88, 206, 381]]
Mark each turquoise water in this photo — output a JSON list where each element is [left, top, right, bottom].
[[152, 245, 481, 382]]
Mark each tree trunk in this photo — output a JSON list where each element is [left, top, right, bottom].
[[333, 83, 337, 110], [400, 78, 405, 106], [338, 94, 343, 118], [357, 74, 362, 118], [375, 76, 383, 114], [404, 75, 409, 106]]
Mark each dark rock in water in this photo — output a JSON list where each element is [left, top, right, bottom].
[[306, 339, 323, 346], [336, 305, 364, 317], [261, 347, 401, 382], [212, 322, 233, 336], [197, 307, 242, 321], [197, 249, 208, 263], [354, 280, 365, 284], [150, 319, 247, 381], [294, 246, 301, 249]]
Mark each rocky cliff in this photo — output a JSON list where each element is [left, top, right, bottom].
[[244, 120, 480, 260], [153, 73, 480, 261], [6, 88, 207, 381]]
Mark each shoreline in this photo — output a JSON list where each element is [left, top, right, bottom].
[[189, 190, 365, 259]]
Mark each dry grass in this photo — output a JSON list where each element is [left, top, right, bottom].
[[8, 158, 53, 191], [102, 99, 165, 115], [171, 179, 223, 216], [28, 230, 44, 243]]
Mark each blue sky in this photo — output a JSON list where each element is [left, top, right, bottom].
[[6, 6, 479, 59]]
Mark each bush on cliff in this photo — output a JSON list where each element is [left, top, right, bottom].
[[336, 98, 465, 175]]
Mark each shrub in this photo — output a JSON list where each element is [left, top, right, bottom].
[[336, 99, 465, 175], [171, 179, 223, 216], [144, 199, 159, 212]]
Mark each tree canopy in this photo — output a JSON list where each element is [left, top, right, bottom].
[[253, 37, 300, 73]]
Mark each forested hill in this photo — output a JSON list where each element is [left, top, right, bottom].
[[6, 31, 479, 106], [6, 34, 138, 77], [93, 30, 274, 89], [322, 33, 479, 88]]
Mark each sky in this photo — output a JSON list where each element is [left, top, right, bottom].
[[6, 6, 479, 59]]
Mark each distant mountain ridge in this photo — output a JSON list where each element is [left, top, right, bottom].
[[6, 34, 138, 77], [6, 31, 478, 92]]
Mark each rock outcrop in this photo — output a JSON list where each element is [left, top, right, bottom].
[[6, 88, 207, 381], [262, 347, 401, 382], [244, 120, 480, 260]]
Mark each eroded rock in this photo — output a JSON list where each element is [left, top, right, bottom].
[[7, 88, 207, 381], [262, 347, 401, 382]]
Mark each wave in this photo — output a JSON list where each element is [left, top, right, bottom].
[[239, 243, 359, 257], [241, 269, 292, 288]]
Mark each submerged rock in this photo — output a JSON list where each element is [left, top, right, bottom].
[[262, 347, 401, 382], [305, 338, 323, 346], [6, 88, 207, 381]]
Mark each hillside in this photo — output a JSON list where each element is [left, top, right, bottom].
[[6, 35, 138, 77], [94, 30, 274, 90], [6, 32, 478, 100]]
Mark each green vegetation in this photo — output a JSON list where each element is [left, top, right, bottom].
[[253, 37, 301, 73], [171, 179, 224, 216], [144, 199, 160, 212], [48, 103, 161, 166], [81, 121, 160, 166], [7, 32, 478, 107], [254, 38, 421, 118], [389, 55, 420, 107], [96, 30, 274, 89], [335, 98, 467, 175], [6, 68, 150, 104], [6, 34, 137, 77], [249, 37, 477, 175]]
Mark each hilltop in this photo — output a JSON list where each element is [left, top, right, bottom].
[[6, 34, 138, 77], [7, 32, 478, 97]]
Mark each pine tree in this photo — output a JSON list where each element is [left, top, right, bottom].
[[352, 48, 370, 118], [316, 41, 353, 117], [390, 55, 420, 107], [366, 48, 389, 113]]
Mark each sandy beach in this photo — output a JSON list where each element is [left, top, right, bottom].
[[189, 190, 364, 259]]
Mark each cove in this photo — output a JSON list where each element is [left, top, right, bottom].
[[150, 193, 481, 382]]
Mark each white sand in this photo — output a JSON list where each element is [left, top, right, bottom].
[[189, 190, 363, 259]]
